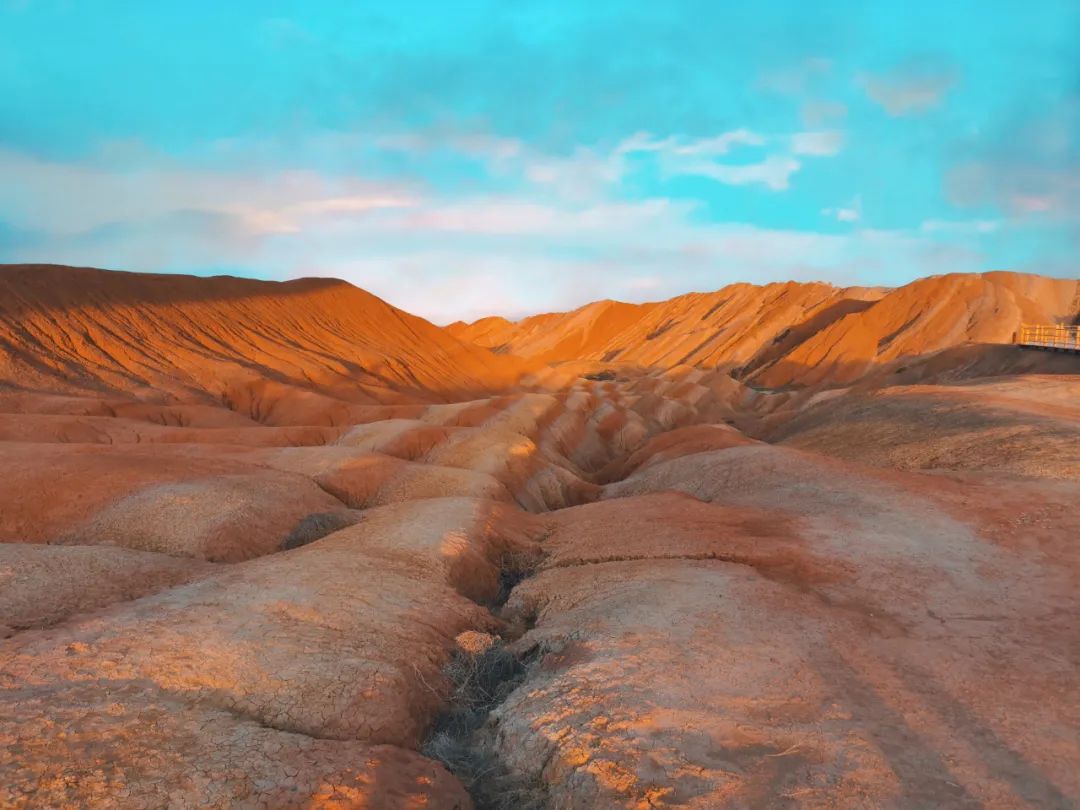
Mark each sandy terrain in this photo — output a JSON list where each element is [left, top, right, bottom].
[[1, 264, 1077, 808]]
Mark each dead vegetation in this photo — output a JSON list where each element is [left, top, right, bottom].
[[422, 545, 549, 809], [422, 636, 549, 810]]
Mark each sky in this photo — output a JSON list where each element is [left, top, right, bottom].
[[1, 1, 1078, 323]]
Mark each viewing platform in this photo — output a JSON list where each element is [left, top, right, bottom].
[[1017, 323, 1080, 352]]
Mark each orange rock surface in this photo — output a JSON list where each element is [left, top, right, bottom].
[[1, 263, 1078, 808], [0, 263, 527, 402], [451, 271, 1077, 389]]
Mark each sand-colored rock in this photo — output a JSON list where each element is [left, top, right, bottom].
[[312, 452, 516, 509], [0, 497, 543, 744], [484, 452, 1080, 807], [597, 422, 758, 481], [0, 443, 357, 561], [770, 374, 1080, 480], [0, 497, 549, 807], [0, 411, 345, 445], [0, 691, 471, 809], [0, 544, 214, 634]]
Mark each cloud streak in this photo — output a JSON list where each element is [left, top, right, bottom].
[[945, 101, 1080, 227], [0, 147, 418, 237], [861, 65, 957, 116], [674, 155, 802, 191], [822, 195, 862, 223], [618, 129, 840, 191], [791, 130, 844, 156]]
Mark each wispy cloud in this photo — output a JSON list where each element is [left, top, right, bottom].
[[920, 218, 999, 234], [759, 57, 833, 95], [822, 194, 862, 222], [519, 147, 625, 200], [949, 162, 1080, 217], [376, 131, 523, 159], [801, 101, 847, 127], [945, 100, 1080, 223], [618, 129, 839, 191], [791, 130, 844, 156], [860, 64, 957, 116], [675, 155, 802, 191], [371, 126, 839, 198], [619, 129, 765, 157], [0, 147, 417, 237]]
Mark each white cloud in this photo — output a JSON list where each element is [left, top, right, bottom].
[[290, 126, 836, 203], [291, 195, 415, 216], [801, 101, 847, 127], [948, 160, 1080, 218], [520, 147, 625, 200], [377, 131, 524, 162], [791, 130, 844, 156], [822, 195, 862, 223], [390, 198, 688, 238], [677, 155, 801, 191], [1012, 195, 1055, 213], [944, 100, 1079, 234], [920, 218, 1000, 234], [619, 129, 765, 157], [0, 147, 418, 237], [620, 129, 838, 191], [860, 67, 957, 116], [759, 57, 832, 95], [822, 208, 854, 223]]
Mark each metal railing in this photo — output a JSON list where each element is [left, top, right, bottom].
[[1017, 323, 1080, 350]]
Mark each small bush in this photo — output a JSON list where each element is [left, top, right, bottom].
[[442, 642, 522, 724], [422, 638, 550, 809], [281, 511, 355, 550], [494, 548, 542, 606]]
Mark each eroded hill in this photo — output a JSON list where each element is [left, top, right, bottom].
[[0, 263, 528, 405], [449, 271, 1079, 388]]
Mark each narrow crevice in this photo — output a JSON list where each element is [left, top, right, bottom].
[[422, 548, 551, 810], [546, 550, 764, 571], [215, 704, 345, 741]]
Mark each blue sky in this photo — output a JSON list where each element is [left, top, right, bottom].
[[1, 1, 1077, 322]]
